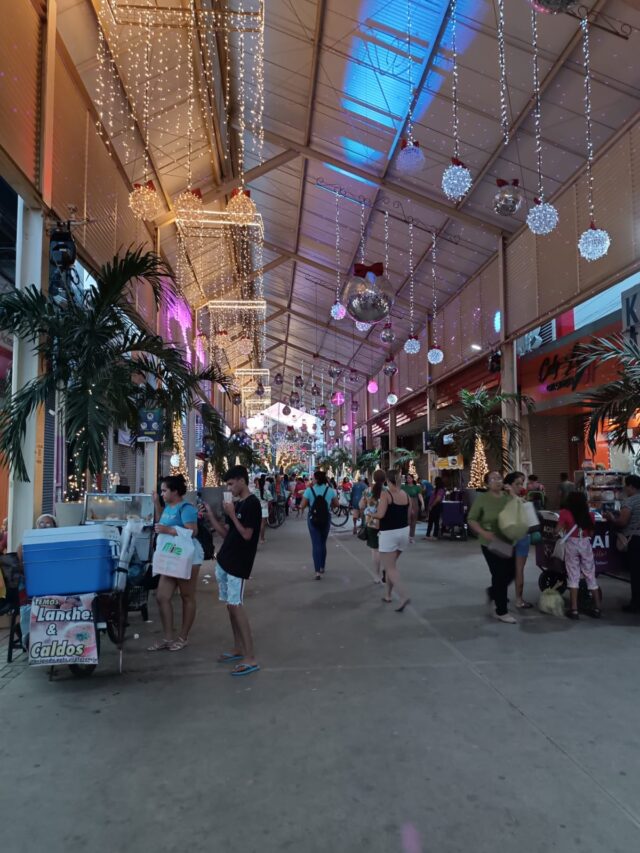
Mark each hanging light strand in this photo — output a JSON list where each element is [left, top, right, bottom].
[[335, 191, 341, 301], [430, 234, 438, 346], [406, 0, 415, 143], [531, 8, 543, 200], [384, 209, 390, 277], [451, 0, 460, 161], [408, 220, 415, 334], [359, 201, 366, 262], [497, 0, 509, 146], [581, 16, 595, 223]]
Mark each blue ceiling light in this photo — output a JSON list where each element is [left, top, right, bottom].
[[494, 310, 502, 334]]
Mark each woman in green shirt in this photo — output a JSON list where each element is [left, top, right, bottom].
[[402, 474, 424, 543], [467, 470, 517, 623]]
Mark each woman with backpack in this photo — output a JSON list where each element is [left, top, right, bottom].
[[556, 491, 602, 620], [148, 474, 204, 651], [299, 470, 339, 580]]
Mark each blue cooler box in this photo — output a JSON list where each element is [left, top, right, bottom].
[[23, 524, 119, 596]]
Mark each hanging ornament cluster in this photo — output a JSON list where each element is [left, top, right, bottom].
[[427, 233, 444, 366], [330, 191, 347, 320], [174, 188, 203, 220], [226, 188, 258, 225], [403, 218, 421, 355], [577, 18, 610, 262], [442, 0, 472, 202], [493, 180, 524, 217], [526, 9, 559, 236], [129, 181, 161, 221], [342, 203, 393, 324], [396, 1, 425, 176]]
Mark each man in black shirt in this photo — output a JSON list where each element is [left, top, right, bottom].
[[207, 465, 262, 676]]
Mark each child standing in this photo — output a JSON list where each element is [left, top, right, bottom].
[[556, 491, 602, 620]]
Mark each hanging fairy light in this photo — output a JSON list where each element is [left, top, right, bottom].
[[331, 191, 347, 320], [442, 0, 472, 202], [237, 334, 253, 356], [397, 0, 426, 175], [226, 188, 258, 224], [577, 18, 611, 262], [526, 8, 559, 236], [173, 1, 203, 220], [129, 16, 161, 220], [497, 0, 510, 147], [404, 219, 421, 355], [427, 233, 444, 366]]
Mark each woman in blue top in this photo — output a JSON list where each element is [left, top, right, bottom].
[[148, 474, 205, 652], [299, 470, 339, 579]]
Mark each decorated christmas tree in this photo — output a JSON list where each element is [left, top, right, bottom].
[[170, 417, 191, 488], [468, 434, 488, 489]]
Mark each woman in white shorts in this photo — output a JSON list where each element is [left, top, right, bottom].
[[373, 469, 411, 612]]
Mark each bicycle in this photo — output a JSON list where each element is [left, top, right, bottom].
[[267, 499, 286, 529], [330, 503, 351, 527]]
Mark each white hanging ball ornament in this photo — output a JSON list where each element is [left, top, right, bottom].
[[330, 301, 346, 320], [355, 321, 372, 332], [526, 200, 559, 236], [329, 429, 335, 437], [442, 160, 472, 201], [404, 335, 421, 355], [396, 139, 426, 175], [578, 225, 611, 262], [427, 346, 444, 365], [387, 393, 398, 406], [329, 419, 337, 428]]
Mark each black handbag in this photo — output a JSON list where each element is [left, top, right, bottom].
[[357, 526, 368, 541]]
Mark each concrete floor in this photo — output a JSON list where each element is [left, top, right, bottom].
[[2, 518, 640, 853]]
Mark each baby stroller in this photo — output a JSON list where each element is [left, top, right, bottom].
[[438, 500, 468, 541], [535, 510, 597, 610]]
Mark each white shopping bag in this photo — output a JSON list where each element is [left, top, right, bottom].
[[152, 528, 195, 579]]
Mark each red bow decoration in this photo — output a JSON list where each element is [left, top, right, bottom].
[[353, 262, 384, 278], [133, 181, 156, 191]]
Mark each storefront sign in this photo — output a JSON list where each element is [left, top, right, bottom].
[[29, 594, 98, 666], [436, 455, 464, 470], [622, 284, 640, 343], [137, 408, 163, 443], [519, 321, 619, 405]]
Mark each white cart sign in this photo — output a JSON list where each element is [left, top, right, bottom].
[[29, 594, 98, 666]]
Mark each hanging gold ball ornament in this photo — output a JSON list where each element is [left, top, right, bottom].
[[342, 262, 393, 324], [226, 188, 257, 224], [493, 179, 524, 217], [174, 188, 203, 221], [129, 181, 162, 221]]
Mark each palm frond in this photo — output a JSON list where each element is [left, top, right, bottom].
[[0, 374, 55, 480]]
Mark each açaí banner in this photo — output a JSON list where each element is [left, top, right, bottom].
[[29, 594, 98, 666]]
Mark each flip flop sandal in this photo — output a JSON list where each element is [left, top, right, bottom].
[[168, 637, 188, 651], [147, 639, 172, 651], [217, 652, 243, 663], [230, 663, 260, 677]]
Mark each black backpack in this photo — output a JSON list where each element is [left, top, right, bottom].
[[309, 486, 330, 528]]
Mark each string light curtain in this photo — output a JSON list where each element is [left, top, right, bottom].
[[442, 0, 472, 202], [526, 8, 559, 236], [403, 219, 421, 354], [396, 0, 426, 175], [496, 0, 510, 147], [427, 234, 444, 365], [330, 191, 346, 320], [577, 17, 611, 261]]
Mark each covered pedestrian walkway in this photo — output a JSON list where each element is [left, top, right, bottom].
[[2, 521, 640, 852]]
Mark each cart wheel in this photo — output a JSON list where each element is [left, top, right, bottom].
[[69, 664, 97, 678], [106, 592, 127, 646]]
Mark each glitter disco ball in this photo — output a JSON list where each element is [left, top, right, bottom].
[[387, 393, 398, 406], [274, 372, 284, 386], [380, 323, 396, 344], [355, 321, 372, 332], [526, 201, 559, 236], [351, 400, 359, 413], [282, 404, 291, 416], [493, 181, 524, 217], [328, 365, 342, 379], [442, 163, 472, 201], [530, 0, 575, 12], [289, 392, 300, 407], [129, 183, 162, 221], [294, 375, 304, 389], [404, 336, 421, 355], [348, 372, 359, 384], [330, 301, 346, 320], [255, 382, 265, 398], [226, 190, 257, 224], [174, 189, 203, 221], [396, 140, 426, 175], [383, 358, 398, 377], [331, 391, 345, 406], [578, 226, 611, 262], [329, 419, 337, 429], [367, 380, 378, 394], [236, 336, 253, 356], [342, 273, 393, 324], [427, 346, 444, 365], [311, 384, 320, 397]]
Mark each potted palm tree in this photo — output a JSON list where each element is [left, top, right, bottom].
[[0, 248, 231, 485], [436, 387, 532, 486], [356, 448, 381, 477], [392, 447, 419, 471], [575, 334, 640, 453]]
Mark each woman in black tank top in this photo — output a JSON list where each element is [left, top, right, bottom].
[[373, 469, 411, 612]]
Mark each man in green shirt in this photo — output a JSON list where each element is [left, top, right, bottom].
[[468, 471, 517, 623]]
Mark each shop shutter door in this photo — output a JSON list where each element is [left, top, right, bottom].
[[528, 414, 571, 509], [0, 3, 41, 184], [114, 443, 138, 492], [41, 391, 55, 513]]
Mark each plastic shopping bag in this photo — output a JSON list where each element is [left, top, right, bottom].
[[498, 499, 529, 543], [152, 528, 195, 580]]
